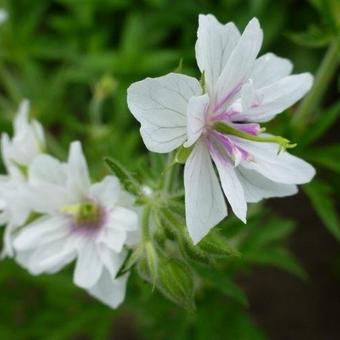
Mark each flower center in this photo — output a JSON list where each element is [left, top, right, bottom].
[[62, 201, 105, 230]]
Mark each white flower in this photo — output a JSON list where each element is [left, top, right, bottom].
[[13, 141, 139, 308], [0, 9, 8, 25], [0, 100, 45, 256], [127, 15, 315, 244]]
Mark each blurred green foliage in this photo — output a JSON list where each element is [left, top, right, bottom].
[[0, 0, 339, 339]]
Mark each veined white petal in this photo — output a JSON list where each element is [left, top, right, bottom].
[[215, 18, 263, 109], [236, 166, 298, 203], [184, 94, 209, 147], [184, 139, 227, 244], [238, 73, 313, 122], [29, 154, 66, 186], [127, 73, 201, 153], [251, 53, 293, 88], [210, 150, 247, 223], [87, 270, 128, 309], [89, 176, 120, 208], [67, 141, 91, 199], [235, 138, 316, 184], [74, 242, 103, 289], [195, 14, 240, 94]]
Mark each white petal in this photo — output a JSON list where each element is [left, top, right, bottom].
[[28, 183, 70, 213], [87, 270, 128, 309], [210, 150, 247, 223], [184, 94, 209, 147], [127, 73, 201, 153], [251, 53, 293, 88], [236, 166, 298, 203], [195, 14, 240, 94], [13, 99, 30, 132], [17, 238, 75, 275], [235, 138, 316, 184], [184, 139, 227, 244], [97, 228, 126, 253], [97, 247, 126, 278], [14, 216, 69, 251], [67, 141, 91, 199], [29, 154, 66, 186], [238, 73, 313, 122], [89, 176, 120, 208], [73, 242, 103, 289], [215, 18, 263, 109], [107, 206, 138, 232]]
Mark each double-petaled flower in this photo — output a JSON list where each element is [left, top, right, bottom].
[[127, 15, 315, 244], [13, 141, 139, 308]]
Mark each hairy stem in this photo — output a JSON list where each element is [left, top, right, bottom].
[[142, 206, 152, 242]]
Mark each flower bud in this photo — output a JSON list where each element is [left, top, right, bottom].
[[157, 258, 195, 310], [199, 231, 240, 257]]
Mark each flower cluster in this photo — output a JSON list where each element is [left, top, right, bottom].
[[0, 101, 140, 308], [0, 14, 316, 310]]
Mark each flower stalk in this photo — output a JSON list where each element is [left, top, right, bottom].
[[292, 37, 340, 130]]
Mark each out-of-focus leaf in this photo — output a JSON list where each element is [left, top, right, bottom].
[[244, 248, 307, 280], [287, 26, 333, 48], [304, 144, 340, 173], [195, 265, 248, 306], [304, 179, 340, 241], [298, 102, 340, 146]]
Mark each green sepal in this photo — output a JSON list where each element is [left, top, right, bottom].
[[104, 157, 141, 197]]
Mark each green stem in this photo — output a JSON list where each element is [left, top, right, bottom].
[[142, 206, 152, 242], [162, 151, 176, 193], [292, 37, 340, 130]]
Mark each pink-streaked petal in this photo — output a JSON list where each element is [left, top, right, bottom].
[[210, 146, 247, 223], [234, 137, 316, 184], [184, 94, 209, 147], [184, 139, 227, 244], [215, 18, 263, 112], [235, 73, 313, 123], [196, 14, 240, 95], [251, 53, 293, 88]]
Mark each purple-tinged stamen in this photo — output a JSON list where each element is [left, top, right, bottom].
[[231, 123, 261, 136], [207, 130, 251, 165]]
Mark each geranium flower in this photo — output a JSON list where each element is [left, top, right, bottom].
[[0, 100, 45, 256], [127, 15, 315, 244], [13, 141, 139, 308]]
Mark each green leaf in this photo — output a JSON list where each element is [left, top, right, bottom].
[[195, 265, 248, 306], [241, 217, 295, 252], [104, 157, 141, 196], [244, 248, 307, 280], [304, 144, 340, 174], [304, 179, 340, 241], [299, 102, 340, 146], [287, 26, 333, 48]]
